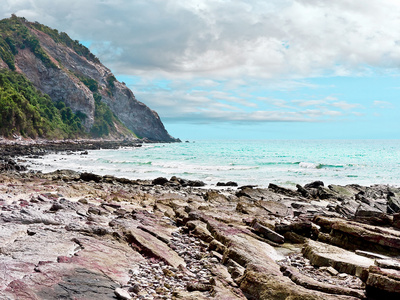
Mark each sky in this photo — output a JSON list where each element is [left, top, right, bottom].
[[1, 0, 400, 140]]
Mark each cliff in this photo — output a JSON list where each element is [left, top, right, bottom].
[[0, 15, 178, 142]]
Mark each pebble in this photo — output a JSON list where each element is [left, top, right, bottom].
[[114, 287, 132, 300], [277, 252, 363, 290], [126, 229, 215, 299]]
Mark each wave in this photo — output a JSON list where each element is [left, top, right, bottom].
[[259, 161, 301, 166], [299, 162, 345, 169]]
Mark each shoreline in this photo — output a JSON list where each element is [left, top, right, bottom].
[[2, 137, 399, 190]]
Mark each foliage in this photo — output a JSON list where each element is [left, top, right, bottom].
[[75, 73, 98, 92], [0, 16, 134, 139], [0, 38, 15, 70], [0, 69, 85, 138], [0, 15, 56, 69], [30, 22, 100, 64], [107, 75, 116, 89], [90, 93, 116, 137]]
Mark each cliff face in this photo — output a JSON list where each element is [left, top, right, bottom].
[[0, 16, 178, 142]]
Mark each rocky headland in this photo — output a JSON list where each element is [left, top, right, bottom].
[[0, 15, 178, 142], [1, 145, 400, 299]]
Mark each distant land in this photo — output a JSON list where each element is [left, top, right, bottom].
[[0, 15, 178, 142]]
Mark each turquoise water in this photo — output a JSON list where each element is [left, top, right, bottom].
[[25, 140, 400, 188]]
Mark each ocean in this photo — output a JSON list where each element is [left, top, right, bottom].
[[22, 139, 400, 188]]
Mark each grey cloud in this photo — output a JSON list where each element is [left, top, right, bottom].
[[4, 0, 400, 77], [0, 0, 395, 125]]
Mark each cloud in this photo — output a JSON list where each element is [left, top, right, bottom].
[[373, 100, 395, 109], [292, 100, 330, 107], [3, 0, 400, 78], [331, 101, 362, 110], [0, 0, 397, 127]]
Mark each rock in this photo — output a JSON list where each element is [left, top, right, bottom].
[[3, 156, 400, 299], [256, 200, 293, 217], [326, 266, 339, 276], [114, 287, 132, 300], [152, 177, 169, 185], [49, 202, 64, 212], [355, 203, 383, 218], [375, 258, 400, 271], [281, 265, 366, 299], [208, 240, 226, 254], [240, 265, 360, 300], [186, 220, 214, 242], [315, 216, 400, 255], [366, 266, 400, 297], [251, 220, 284, 244], [186, 282, 213, 292], [355, 250, 389, 260], [393, 213, 400, 229], [303, 239, 374, 280], [388, 193, 400, 213], [275, 221, 313, 238], [305, 181, 325, 189], [80, 172, 102, 183], [283, 231, 307, 244], [204, 190, 228, 202], [296, 184, 310, 198], [217, 181, 238, 187], [126, 226, 186, 269], [336, 200, 360, 218], [268, 183, 298, 197], [186, 180, 206, 187]]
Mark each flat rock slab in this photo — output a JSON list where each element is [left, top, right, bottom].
[[375, 258, 400, 270], [303, 240, 374, 279], [314, 216, 400, 254], [0, 228, 78, 263], [128, 226, 186, 269], [367, 266, 400, 295], [5, 265, 119, 300], [281, 265, 366, 299], [251, 221, 284, 244]]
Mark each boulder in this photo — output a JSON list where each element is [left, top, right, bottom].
[[152, 177, 169, 185], [80, 172, 102, 183], [217, 181, 238, 187], [268, 183, 298, 197], [305, 181, 325, 189]]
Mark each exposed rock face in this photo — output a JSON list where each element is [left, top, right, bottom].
[[3, 18, 177, 142], [15, 47, 96, 129]]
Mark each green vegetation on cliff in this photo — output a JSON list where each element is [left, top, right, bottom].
[[0, 15, 56, 69], [90, 93, 133, 138], [0, 15, 139, 140], [30, 22, 100, 64], [0, 69, 85, 138]]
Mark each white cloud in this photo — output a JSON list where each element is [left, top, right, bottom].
[[373, 100, 395, 109], [292, 100, 329, 107], [0, 0, 397, 125], [4, 0, 400, 78], [331, 101, 362, 110]]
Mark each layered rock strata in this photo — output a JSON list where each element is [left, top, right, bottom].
[[1, 162, 400, 299]]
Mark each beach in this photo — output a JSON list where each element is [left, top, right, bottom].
[[0, 140, 400, 299]]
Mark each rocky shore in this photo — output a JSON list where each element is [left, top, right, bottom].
[[1, 144, 400, 299]]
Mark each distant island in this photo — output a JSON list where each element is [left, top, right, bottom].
[[0, 15, 178, 142]]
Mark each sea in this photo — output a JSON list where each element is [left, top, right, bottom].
[[22, 139, 400, 189]]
